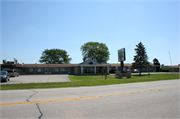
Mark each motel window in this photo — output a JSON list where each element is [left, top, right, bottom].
[[53, 68, 59, 72], [29, 68, 33, 72], [61, 68, 67, 71], [96, 67, 101, 73], [37, 68, 42, 72], [83, 67, 94, 73], [83, 67, 87, 73], [96, 67, 106, 73]]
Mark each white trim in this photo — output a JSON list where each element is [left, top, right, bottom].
[[74, 66, 78, 74], [81, 66, 83, 74], [94, 66, 96, 74], [23, 66, 74, 68], [107, 66, 109, 73], [75, 64, 110, 67]]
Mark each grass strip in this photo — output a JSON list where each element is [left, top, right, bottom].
[[1, 74, 179, 90]]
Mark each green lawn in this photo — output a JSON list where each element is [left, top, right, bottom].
[[1, 74, 179, 90]]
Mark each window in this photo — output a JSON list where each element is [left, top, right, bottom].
[[83, 67, 87, 73], [96, 67, 102, 73], [1, 72, 6, 75], [61, 68, 67, 71], [96, 67, 106, 73], [53, 68, 59, 72], [83, 67, 94, 73], [37, 68, 42, 72], [29, 68, 33, 72]]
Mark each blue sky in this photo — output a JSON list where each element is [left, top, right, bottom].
[[1, 0, 179, 65]]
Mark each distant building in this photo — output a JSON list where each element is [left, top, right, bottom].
[[161, 64, 180, 72]]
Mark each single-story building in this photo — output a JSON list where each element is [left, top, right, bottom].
[[1, 61, 110, 75], [1, 60, 179, 75]]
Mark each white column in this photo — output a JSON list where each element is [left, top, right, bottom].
[[74, 67, 77, 74], [94, 66, 96, 74], [107, 66, 109, 73], [81, 66, 83, 74]]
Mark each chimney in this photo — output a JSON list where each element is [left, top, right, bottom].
[[83, 57, 86, 62], [3, 60, 6, 64], [13, 58, 18, 64]]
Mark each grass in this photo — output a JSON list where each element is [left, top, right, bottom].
[[1, 74, 179, 90]]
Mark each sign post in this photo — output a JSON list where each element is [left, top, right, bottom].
[[121, 61, 124, 73]]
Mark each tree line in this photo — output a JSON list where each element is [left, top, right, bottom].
[[39, 42, 160, 75]]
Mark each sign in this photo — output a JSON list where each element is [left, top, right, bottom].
[[118, 48, 126, 62]]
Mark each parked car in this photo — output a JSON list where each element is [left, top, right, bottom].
[[6, 69, 19, 77], [131, 69, 139, 73], [1, 71, 10, 82], [109, 69, 116, 73]]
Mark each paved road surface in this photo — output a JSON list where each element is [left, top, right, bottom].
[[1, 79, 180, 119]]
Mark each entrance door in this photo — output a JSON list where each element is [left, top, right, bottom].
[[45, 68, 51, 74], [48, 68, 51, 74], [23, 69, 25, 74]]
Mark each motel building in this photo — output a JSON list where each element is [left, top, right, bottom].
[[1, 60, 179, 75]]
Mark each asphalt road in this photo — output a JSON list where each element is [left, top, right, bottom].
[[1, 79, 180, 119]]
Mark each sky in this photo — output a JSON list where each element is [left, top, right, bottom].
[[1, 0, 179, 65]]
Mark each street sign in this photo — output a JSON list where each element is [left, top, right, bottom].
[[118, 48, 126, 62]]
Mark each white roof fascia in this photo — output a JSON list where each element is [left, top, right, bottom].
[[76, 64, 110, 67], [23, 66, 74, 68]]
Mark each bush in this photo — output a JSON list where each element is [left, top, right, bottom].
[[161, 70, 169, 72]]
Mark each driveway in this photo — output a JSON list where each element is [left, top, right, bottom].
[[0, 75, 71, 84]]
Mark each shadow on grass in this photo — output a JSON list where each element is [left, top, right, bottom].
[[114, 76, 125, 79], [132, 75, 147, 76]]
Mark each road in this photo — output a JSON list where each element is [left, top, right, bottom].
[[1, 79, 180, 119]]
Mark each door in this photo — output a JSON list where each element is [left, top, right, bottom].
[[22, 69, 25, 74], [45, 68, 51, 74]]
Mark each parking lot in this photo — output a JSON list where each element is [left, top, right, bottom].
[[0, 75, 71, 84]]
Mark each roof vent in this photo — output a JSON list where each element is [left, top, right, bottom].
[[89, 62, 93, 64]]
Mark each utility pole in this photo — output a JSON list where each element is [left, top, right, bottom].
[[169, 52, 172, 66], [169, 52, 173, 72]]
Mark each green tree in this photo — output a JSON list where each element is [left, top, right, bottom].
[[39, 49, 72, 64], [81, 42, 110, 63], [132, 42, 149, 75], [153, 58, 160, 72]]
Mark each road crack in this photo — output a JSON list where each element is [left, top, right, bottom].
[[26, 90, 38, 102], [26, 90, 43, 119], [36, 103, 43, 119]]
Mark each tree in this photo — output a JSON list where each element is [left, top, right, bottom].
[[132, 42, 149, 75], [80, 42, 110, 63], [39, 49, 72, 64], [153, 58, 160, 72]]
